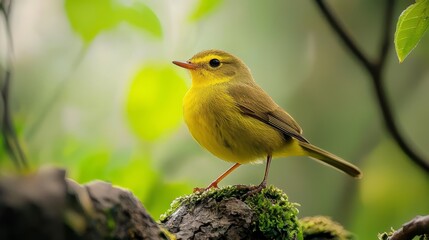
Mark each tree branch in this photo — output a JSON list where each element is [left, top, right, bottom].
[[314, 0, 375, 75], [387, 215, 429, 240], [314, 0, 429, 173], [377, 0, 395, 70], [0, 167, 168, 240]]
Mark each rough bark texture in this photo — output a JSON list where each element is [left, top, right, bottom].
[[161, 185, 302, 240], [163, 197, 255, 239], [379, 215, 429, 240], [2, 167, 400, 240], [0, 167, 166, 240]]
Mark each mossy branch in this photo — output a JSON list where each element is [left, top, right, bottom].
[[160, 185, 356, 240], [160, 185, 302, 239], [379, 215, 429, 240], [6, 167, 426, 240]]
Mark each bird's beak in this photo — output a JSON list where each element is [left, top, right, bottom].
[[172, 61, 197, 70]]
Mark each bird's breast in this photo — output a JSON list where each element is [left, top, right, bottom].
[[183, 85, 286, 163]]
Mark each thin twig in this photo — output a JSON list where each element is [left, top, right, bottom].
[[314, 0, 375, 75], [2, 70, 28, 169], [0, 69, 21, 169], [377, 0, 395, 70], [314, 0, 429, 173], [24, 46, 88, 139], [0, 0, 28, 169]]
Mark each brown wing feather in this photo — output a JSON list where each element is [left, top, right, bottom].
[[228, 82, 309, 143]]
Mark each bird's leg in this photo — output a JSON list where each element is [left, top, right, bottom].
[[245, 154, 272, 195], [193, 163, 241, 193]]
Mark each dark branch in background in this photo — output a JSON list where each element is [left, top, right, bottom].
[[1, 70, 28, 169], [387, 215, 429, 240], [314, 0, 374, 74], [0, 0, 28, 169], [314, 0, 429, 173]]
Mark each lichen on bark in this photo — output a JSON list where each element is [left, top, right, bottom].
[[160, 185, 302, 240]]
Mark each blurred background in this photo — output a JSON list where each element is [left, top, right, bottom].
[[1, 0, 428, 238]]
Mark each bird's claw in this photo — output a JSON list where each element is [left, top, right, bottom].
[[193, 182, 219, 193], [242, 182, 266, 198]]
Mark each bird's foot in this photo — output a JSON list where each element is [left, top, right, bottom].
[[193, 182, 219, 193], [242, 181, 267, 197]]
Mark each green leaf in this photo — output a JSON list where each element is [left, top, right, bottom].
[[394, 0, 429, 62], [116, 1, 162, 38], [65, 0, 162, 43], [189, 0, 224, 21], [65, 0, 116, 43], [125, 64, 188, 141]]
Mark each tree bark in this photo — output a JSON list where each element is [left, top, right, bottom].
[[3, 167, 422, 240], [162, 195, 256, 239], [160, 185, 303, 239], [0, 167, 166, 240]]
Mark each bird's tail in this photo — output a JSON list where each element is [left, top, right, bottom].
[[298, 141, 362, 178]]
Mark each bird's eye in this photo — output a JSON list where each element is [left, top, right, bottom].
[[209, 58, 221, 68]]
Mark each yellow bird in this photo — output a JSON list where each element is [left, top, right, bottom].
[[173, 49, 362, 193]]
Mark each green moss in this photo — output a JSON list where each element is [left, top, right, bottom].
[[300, 216, 353, 240], [377, 232, 390, 240], [246, 186, 302, 240], [160, 185, 302, 239], [159, 226, 177, 240], [159, 185, 250, 222], [378, 230, 428, 240]]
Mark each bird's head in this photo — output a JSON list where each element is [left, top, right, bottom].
[[173, 49, 253, 87]]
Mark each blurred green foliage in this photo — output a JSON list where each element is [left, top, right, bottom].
[[188, 0, 225, 21], [126, 64, 187, 141], [0, 0, 428, 238], [351, 139, 429, 237], [395, 0, 429, 62], [65, 0, 161, 43]]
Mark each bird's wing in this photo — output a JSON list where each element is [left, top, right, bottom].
[[227, 82, 309, 143]]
